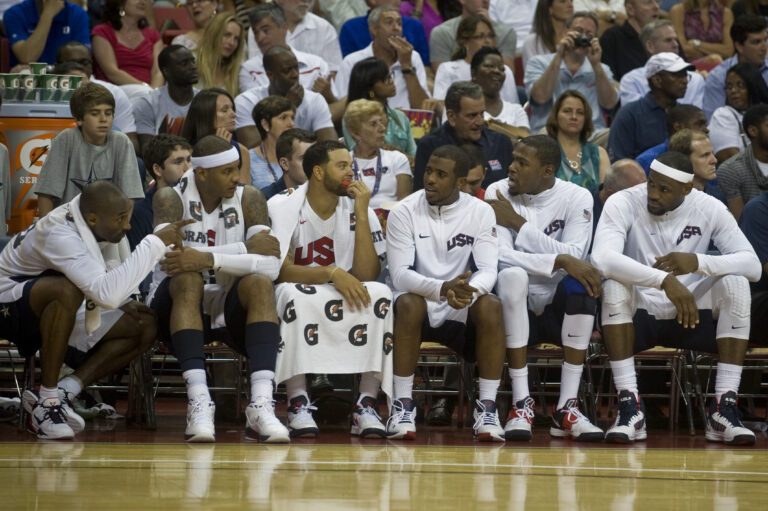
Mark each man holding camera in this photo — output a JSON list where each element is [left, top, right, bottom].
[[525, 11, 619, 134]]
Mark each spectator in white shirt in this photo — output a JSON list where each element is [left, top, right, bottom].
[[433, 14, 519, 104], [709, 62, 768, 164], [239, 3, 333, 102], [332, 6, 430, 110], [471, 47, 530, 137], [489, 0, 537, 52]]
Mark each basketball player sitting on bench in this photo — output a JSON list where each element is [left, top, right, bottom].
[[0, 181, 188, 439]]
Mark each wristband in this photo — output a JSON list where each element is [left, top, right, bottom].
[[401, 67, 415, 75], [153, 222, 170, 233]]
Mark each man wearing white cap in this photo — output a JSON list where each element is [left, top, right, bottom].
[[591, 151, 762, 445], [608, 52, 693, 161], [148, 135, 290, 444], [619, 20, 706, 107]]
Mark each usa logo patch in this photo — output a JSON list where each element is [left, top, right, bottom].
[[489, 160, 502, 171]]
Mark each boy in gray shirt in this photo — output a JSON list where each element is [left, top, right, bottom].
[[35, 83, 144, 217]]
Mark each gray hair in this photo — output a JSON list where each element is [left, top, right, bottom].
[[566, 11, 599, 30], [605, 159, 646, 191], [445, 81, 483, 113], [640, 19, 675, 47], [368, 6, 400, 27], [247, 3, 287, 28]]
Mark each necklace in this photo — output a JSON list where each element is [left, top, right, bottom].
[[352, 150, 383, 196], [567, 150, 582, 173], [260, 143, 280, 182]]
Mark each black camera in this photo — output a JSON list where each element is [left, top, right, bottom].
[[573, 34, 593, 48]]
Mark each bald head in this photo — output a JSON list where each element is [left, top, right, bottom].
[[79, 180, 130, 217], [601, 159, 647, 202]]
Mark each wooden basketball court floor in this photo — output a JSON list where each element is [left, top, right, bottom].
[[2, 419, 767, 510]]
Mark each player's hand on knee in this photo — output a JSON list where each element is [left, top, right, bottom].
[[245, 229, 280, 257], [661, 275, 699, 328], [440, 271, 477, 309], [331, 268, 370, 311], [555, 254, 601, 297], [154, 219, 196, 248], [653, 252, 699, 276], [160, 247, 213, 274]]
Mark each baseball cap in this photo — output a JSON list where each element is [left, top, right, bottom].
[[645, 52, 696, 79]]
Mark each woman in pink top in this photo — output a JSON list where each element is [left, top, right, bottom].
[[669, 0, 734, 60], [92, 0, 163, 87], [400, 0, 461, 41]]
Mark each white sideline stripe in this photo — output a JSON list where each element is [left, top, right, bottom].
[[1, 458, 767, 477]]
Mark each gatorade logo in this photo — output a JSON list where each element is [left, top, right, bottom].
[[17, 134, 57, 173]]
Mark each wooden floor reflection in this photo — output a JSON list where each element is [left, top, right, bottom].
[[2, 441, 767, 510]]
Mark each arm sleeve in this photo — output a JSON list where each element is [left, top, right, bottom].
[[4, 8, 29, 45], [514, 191, 593, 260], [466, 207, 499, 296], [308, 93, 335, 131], [696, 202, 762, 281], [429, 24, 453, 64], [619, 73, 644, 106], [523, 56, 548, 101], [235, 92, 256, 129], [45, 230, 167, 309], [386, 204, 444, 301], [432, 64, 450, 100], [73, 8, 91, 46], [212, 253, 281, 281], [132, 94, 156, 135], [715, 160, 744, 201], [708, 108, 741, 154], [331, 58, 352, 99], [110, 85, 136, 133], [320, 25, 343, 72], [590, 194, 669, 288], [392, 151, 412, 176], [33, 130, 71, 200], [113, 134, 144, 200], [703, 68, 726, 120], [413, 53, 431, 99]]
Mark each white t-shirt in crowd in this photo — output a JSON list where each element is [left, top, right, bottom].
[[332, 43, 430, 109], [239, 45, 330, 93], [92, 77, 136, 134], [351, 148, 412, 209], [485, 101, 531, 129], [432, 59, 519, 104], [234, 85, 334, 134], [708, 106, 750, 155], [134, 85, 198, 136], [489, 0, 536, 52]]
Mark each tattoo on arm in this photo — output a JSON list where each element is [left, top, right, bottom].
[[242, 185, 270, 229], [152, 188, 183, 226]]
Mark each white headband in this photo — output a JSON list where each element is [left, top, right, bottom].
[[190, 146, 240, 169], [650, 159, 694, 184]]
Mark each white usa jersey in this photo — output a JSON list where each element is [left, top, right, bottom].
[[386, 191, 498, 326], [486, 178, 593, 307], [591, 184, 761, 315]]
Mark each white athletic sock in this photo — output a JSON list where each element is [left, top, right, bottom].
[[508, 366, 529, 403], [39, 385, 59, 402], [285, 374, 307, 402], [57, 375, 83, 397], [393, 374, 414, 401], [561, 314, 594, 350], [609, 357, 638, 396], [250, 370, 274, 402], [715, 362, 743, 401], [357, 372, 381, 404], [478, 378, 500, 402], [183, 369, 210, 402], [557, 362, 584, 409]]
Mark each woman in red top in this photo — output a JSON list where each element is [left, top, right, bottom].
[[92, 0, 163, 88]]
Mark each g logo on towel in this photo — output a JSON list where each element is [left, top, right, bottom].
[[295, 284, 317, 294], [348, 324, 368, 346], [383, 332, 393, 355], [374, 297, 391, 319], [324, 300, 344, 321], [304, 324, 319, 345], [283, 299, 296, 323]]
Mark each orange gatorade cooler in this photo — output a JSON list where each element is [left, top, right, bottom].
[[0, 103, 75, 234]]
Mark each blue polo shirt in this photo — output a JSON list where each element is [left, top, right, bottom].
[[339, 13, 430, 66], [5, 0, 90, 67], [608, 92, 669, 161], [740, 192, 768, 293]]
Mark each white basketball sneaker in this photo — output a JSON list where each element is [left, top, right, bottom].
[[185, 395, 216, 443], [23, 391, 74, 440], [350, 396, 387, 438], [245, 396, 290, 443], [286, 394, 319, 438], [386, 398, 417, 440], [605, 390, 647, 443], [705, 391, 756, 445], [473, 399, 505, 442], [550, 398, 604, 442]]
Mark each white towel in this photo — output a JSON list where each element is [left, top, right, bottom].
[[267, 183, 358, 270], [34, 194, 131, 335]]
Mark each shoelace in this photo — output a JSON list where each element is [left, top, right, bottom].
[[511, 401, 535, 422], [717, 401, 745, 427], [562, 405, 589, 424], [616, 399, 640, 426], [41, 403, 68, 425], [189, 400, 213, 426], [473, 401, 500, 429], [254, 399, 290, 425], [357, 404, 382, 421], [386, 401, 415, 428]]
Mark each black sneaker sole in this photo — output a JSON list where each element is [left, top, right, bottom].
[[504, 430, 532, 441], [288, 427, 319, 438], [604, 432, 632, 444]]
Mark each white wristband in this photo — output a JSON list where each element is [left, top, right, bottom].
[[153, 222, 170, 233], [247, 224, 271, 238]]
